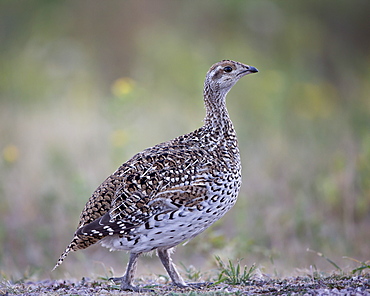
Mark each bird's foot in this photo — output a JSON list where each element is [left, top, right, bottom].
[[109, 277, 155, 292]]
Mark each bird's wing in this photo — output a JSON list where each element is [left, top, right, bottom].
[[75, 182, 209, 238], [75, 149, 212, 238]]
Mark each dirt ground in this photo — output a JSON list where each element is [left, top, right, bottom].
[[1, 274, 369, 296]]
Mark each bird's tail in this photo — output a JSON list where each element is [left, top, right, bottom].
[[52, 246, 72, 271], [52, 234, 101, 271], [52, 235, 81, 271]]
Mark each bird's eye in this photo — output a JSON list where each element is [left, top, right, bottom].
[[223, 66, 233, 73]]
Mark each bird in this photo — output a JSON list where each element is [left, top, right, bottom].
[[53, 60, 258, 291]]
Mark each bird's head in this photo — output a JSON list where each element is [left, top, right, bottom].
[[204, 60, 258, 98]]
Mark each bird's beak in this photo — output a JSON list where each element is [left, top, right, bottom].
[[238, 66, 258, 77], [248, 66, 258, 73]]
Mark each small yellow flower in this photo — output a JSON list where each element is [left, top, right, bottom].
[[3, 144, 19, 163], [111, 77, 135, 97], [111, 130, 129, 148]]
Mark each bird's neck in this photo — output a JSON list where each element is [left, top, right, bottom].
[[203, 87, 234, 133]]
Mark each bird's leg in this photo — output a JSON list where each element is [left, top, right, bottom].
[[110, 252, 151, 292], [157, 248, 213, 289], [157, 247, 188, 288]]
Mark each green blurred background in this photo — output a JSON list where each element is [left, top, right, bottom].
[[1, 0, 369, 280]]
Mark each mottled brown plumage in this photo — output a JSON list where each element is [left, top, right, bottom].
[[54, 60, 258, 291]]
